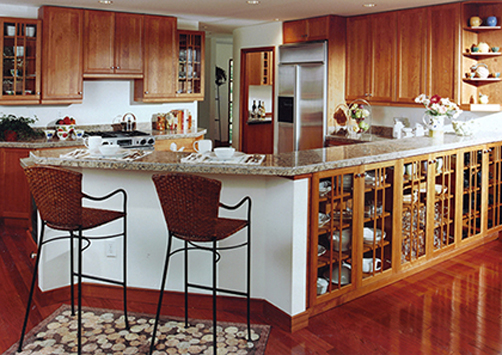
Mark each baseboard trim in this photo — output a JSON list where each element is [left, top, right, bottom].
[[35, 283, 303, 332]]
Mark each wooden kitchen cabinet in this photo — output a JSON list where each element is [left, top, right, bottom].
[[0, 147, 31, 228], [0, 17, 41, 105], [134, 14, 177, 103], [38, 6, 84, 104], [283, 16, 331, 43], [346, 12, 396, 103], [428, 3, 461, 103], [395, 8, 428, 104], [83, 10, 143, 78], [308, 143, 502, 317], [310, 162, 395, 307], [176, 30, 205, 101], [487, 143, 502, 231]]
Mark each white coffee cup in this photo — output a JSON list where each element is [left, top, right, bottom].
[[193, 139, 212, 153], [6, 25, 15, 36], [26, 26, 35, 37], [362, 258, 382, 273], [84, 136, 103, 152]]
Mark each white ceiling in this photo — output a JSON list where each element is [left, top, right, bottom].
[[0, 0, 459, 34]]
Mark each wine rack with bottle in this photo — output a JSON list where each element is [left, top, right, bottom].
[[1, 18, 40, 103]]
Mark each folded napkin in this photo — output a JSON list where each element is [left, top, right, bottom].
[[60, 148, 152, 161]]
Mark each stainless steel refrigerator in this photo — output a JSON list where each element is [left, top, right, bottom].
[[277, 41, 327, 153]]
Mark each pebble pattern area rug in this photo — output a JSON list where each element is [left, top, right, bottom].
[[5, 304, 270, 355]]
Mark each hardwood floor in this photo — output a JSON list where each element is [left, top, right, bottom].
[[1, 224, 502, 354]]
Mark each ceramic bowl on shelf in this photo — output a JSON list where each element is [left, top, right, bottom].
[[324, 263, 351, 286]]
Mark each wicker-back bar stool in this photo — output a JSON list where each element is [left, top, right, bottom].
[[149, 173, 252, 355], [18, 165, 129, 354]]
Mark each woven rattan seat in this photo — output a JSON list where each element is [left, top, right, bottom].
[[18, 166, 128, 355], [149, 173, 252, 355]]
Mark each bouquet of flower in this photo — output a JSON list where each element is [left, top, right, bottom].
[[348, 102, 371, 133], [415, 94, 462, 119]]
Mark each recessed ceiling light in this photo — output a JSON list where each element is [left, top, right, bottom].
[[363, 3, 376, 7], [98, 0, 113, 4], [246, 0, 260, 5]]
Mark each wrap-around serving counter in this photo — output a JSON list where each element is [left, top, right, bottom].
[[22, 131, 502, 331]]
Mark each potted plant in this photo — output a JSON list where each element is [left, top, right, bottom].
[[0, 114, 41, 141]]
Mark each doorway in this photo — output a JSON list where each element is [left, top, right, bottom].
[[239, 47, 275, 154]]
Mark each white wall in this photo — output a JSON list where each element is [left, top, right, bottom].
[[0, 5, 200, 129]]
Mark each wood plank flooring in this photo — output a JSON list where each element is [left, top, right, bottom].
[[1, 225, 502, 354]]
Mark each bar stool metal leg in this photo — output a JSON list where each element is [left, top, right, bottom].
[[212, 240, 217, 355], [184, 240, 189, 328], [17, 222, 47, 352], [149, 232, 174, 355], [77, 227, 83, 355], [122, 213, 129, 329], [70, 231, 75, 315]]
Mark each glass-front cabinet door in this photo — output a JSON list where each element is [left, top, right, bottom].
[[401, 156, 429, 266], [312, 168, 356, 303], [176, 30, 204, 101], [361, 163, 394, 283], [487, 144, 502, 232], [430, 152, 457, 255], [1, 18, 40, 103], [460, 148, 485, 241]]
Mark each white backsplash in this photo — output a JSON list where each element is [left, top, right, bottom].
[[0, 80, 198, 129]]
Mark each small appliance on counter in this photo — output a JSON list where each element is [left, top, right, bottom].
[[84, 130, 155, 149]]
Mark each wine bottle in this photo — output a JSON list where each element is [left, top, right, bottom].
[[251, 100, 257, 118]]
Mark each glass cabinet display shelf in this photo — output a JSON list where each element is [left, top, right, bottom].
[[176, 30, 205, 101], [1, 18, 41, 104], [310, 162, 395, 307]]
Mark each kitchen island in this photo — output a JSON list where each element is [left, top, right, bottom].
[[23, 131, 502, 331]]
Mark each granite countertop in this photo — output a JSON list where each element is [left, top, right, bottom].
[[24, 131, 502, 177], [0, 127, 206, 148]]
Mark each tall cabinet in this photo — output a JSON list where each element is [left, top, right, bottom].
[[134, 15, 177, 102], [0, 18, 41, 104], [38, 6, 84, 104]]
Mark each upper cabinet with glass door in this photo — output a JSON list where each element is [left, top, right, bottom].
[[176, 30, 205, 101], [1, 18, 41, 104]]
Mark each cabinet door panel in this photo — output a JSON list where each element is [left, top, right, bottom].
[[370, 12, 396, 103], [0, 148, 31, 225], [141, 15, 176, 99], [114, 13, 143, 75], [361, 164, 394, 282], [39, 6, 83, 103], [283, 20, 307, 43], [428, 3, 459, 101], [346, 16, 370, 100], [307, 17, 328, 41], [396, 8, 428, 104], [84, 10, 114, 75]]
